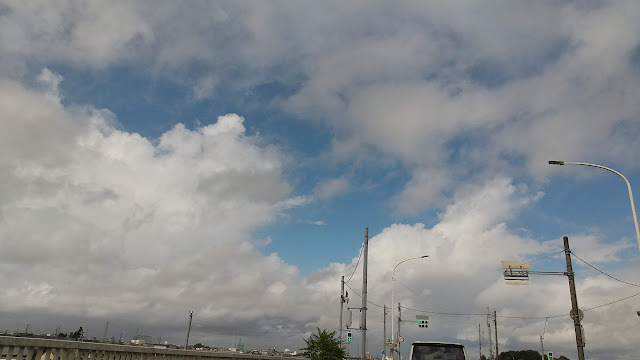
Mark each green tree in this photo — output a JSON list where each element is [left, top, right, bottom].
[[301, 328, 346, 360], [70, 327, 83, 340], [498, 350, 542, 360]]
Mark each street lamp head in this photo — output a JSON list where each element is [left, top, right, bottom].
[[420, 255, 429, 258], [548, 160, 565, 165]]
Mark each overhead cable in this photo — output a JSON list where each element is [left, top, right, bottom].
[[344, 243, 364, 284], [570, 251, 640, 288], [345, 284, 384, 309]]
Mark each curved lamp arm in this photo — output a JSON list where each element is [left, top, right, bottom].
[[390, 255, 428, 360], [549, 160, 640, 253]]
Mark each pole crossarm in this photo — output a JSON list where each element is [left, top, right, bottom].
[[502, 268, 567, 280], [528, 270, 568, 276]]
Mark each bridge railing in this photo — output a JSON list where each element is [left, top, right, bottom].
[[0, 337, 296, 360]]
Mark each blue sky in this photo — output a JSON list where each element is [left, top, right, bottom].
[[1, 1, 640, 359]]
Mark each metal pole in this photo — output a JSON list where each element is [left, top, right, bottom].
[[340, 276, 345, 344], [384, 305, 387, 359], [486, 308, 493, 360], [563, 236, 585, 360], [361, 228, 368, 360], [493, 310, 498, 359], [390, 255, 428, 360], [185, 310, 193, 349]]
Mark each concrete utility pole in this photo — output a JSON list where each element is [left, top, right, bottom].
[[340, 276, 345, 343], [185, 310, 193, 349], [493, 310, 498, 358], [383, 305, 388, 358], [361, 228, 369, 360], [540, 335, 544, 360], [478, 324, 482, 360], [397, 303, 402, 360], [486, 308, 493, 360], [563, 236, 585, 360]]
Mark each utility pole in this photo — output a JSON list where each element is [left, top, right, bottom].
[[340, 276, 345, 343], [478, 324, 482, 360], [185, 310, 193, 349], [563, 236, 585, 360], [486, 308, 493, 360], [103, 321, 109, 341], [540, 335, 544, 360], [361, 228, 369, 360], [493, 310, 498, 359], [397, 303, 402, 360], [383, 305, 388, 359]]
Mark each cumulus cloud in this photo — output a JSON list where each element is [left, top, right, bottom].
[[1, 1, 639, 358], [0, 72, 315, 347], [307, 177, 638, 359]]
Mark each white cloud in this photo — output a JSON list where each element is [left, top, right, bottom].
[[192, 74, 219, 101], [1, 2, 640, 357], [391, 167, 451, 215], [0, 73, 317, 348], [306, 177, 638, 359], [313, 177, 350, 200]]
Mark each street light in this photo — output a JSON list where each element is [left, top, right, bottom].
[[548, 160, 640, 253], [391, 255, 428, 360]]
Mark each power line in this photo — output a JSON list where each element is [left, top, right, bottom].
[[582, 291, 640, 312], [497, 313, 566, 320], [400, 306, 486, 317], [344, 243, 364, 284], [395, 279, 458, 313], [570, 251, 640, 288], [527, 249, 565, 264], [345, 284, 384, 309]]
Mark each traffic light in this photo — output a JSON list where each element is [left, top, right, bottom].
[[347, 332, 352, 343], [548, 352, 553, 360], [417, 320, 428, 328]]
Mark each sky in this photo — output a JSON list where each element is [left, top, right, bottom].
[[1, 1, 640, 359]]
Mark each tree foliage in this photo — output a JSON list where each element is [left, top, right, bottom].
[[70, 327, 83, 340], [496, 350, 569, 360], [301, 328, 346, 360]]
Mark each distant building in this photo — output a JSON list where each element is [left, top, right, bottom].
[[132, 334, 158, 345]]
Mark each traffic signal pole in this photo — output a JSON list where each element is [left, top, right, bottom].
[[383, 305, 387, 359], [563, 236, 585, 360], [340, 276, 345, 343], [493, 310, 498, 358], [397, 303, 402, 359]]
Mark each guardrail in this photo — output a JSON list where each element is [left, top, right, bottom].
[[0, 337, 297, 360]]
